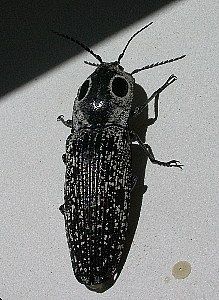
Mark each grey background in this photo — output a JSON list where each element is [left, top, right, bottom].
[[1, 0, 218, 299]]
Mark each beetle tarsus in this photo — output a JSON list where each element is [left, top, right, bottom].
[[154, 74, 177, 95], [165, 74, 177, 86], [151, 158, 183, 169], [57, 115, 72, 128]]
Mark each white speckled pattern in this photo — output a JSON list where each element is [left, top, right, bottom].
[[61, 125, 132, 285]]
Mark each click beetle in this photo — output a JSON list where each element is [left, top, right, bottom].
[[54, 22, 185, 290]]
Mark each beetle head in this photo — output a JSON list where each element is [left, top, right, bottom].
[[53, 23, 185, 128]]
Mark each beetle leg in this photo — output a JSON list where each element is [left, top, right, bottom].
[[132, 74, 177, 118], [144, 143, 183, 169], [131, 131, 183, 169], [147, 93, 159, 126], [62, 154, 67, 165], [59, 200, 74, 215], [57, 115, 72, 128]]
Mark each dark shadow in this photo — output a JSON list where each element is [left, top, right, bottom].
[[1, 0, 180, 98], [86, 84, 151, 293], [113, 84, 151, 287]]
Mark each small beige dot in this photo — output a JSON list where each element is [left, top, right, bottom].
[[172, 261, 191, 279]]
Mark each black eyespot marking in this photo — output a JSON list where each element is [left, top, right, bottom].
[[111, 77, 128, 97], [78, 79, 90, 100]]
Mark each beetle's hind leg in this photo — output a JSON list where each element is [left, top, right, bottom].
[[131, 131, 183, 169], [142, 143, 183, 169], [57, 115, 72, 128]]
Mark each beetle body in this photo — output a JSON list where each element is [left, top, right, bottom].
[[55, 23, 185, 289], [60, 63, 134, 286]]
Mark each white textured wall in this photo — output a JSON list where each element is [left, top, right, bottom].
[[1, 1, 218, 299]]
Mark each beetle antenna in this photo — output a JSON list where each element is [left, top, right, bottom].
[[84, 61, 100, 67], [52, 30, 103, 63], [131, 55, 186, 75], [117, 22, 153, 64]]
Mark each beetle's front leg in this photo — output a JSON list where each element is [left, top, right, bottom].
[[131, 131, 183, 169], [132, 74, 177, 119], [57, 115, 72, 128], [147, 93, 159, 126]]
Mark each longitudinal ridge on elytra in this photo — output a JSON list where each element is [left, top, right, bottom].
[[62, 125, 132, 285]]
